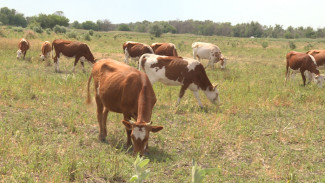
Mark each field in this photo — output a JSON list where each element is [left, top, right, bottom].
[[0, 27, 325, 182]]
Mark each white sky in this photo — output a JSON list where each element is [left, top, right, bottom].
[[1, 0, 325, 29]]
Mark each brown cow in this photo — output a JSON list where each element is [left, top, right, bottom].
[[17, 38, 30, 59], [150, 43, 178, 56], [52, 39, 96, 72], [40, 41, 51, 61], [285, 51, 324, 87], [123, 41, 154, 64], [87, 59, 163, 155], [306, 50, 325, 68], [139, 54, 220, 107]]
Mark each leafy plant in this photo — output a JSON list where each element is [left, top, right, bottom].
[[289, 41, 296, 49], [261, 41, 269, 49], [192, 159, 216, 183], [130, 154, 150, 183]]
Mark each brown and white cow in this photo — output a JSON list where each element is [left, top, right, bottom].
[[17, 38, 30, 59], [150, 42, 178, 56], [139, 54, 220, 107], [123, 41, 154, 64], [52, 39, 96, 72], [87, 59, 163, 156], [306, 50, 325, 68], [285, 51, 324, 87], [40, 41, 51, 61], [192, 42, 226, 69]]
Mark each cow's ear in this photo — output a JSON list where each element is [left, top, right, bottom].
[[150, 126, 163, 133], [214, 84, 218, 90], [122, 120, 133, 130]]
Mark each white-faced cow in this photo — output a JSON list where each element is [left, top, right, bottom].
[[139, 54, 220, 107], [306, 50, 325, 68], [192, 42, 226, 69], [87, 59, 163, 156], [150, 43, 178, 56], [40, 41, 51, 61], [123, 41, 154, 64], [52, 39, 96, 72], [17, 38, 30, 59], [285, 51, 324, 87]]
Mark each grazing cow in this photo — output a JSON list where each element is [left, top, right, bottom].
[[306, 50, 325, 68], [40, 41, 51, 61], [123, 41, 154, 64], [87, 59, 163, 155], [285, 51, 324, 87], [17, 38, 30, 59], [52, 39, 96, 72], [192, 42, 226, 69], [139, 54, 220, 107], [150, 42, 178, 56]]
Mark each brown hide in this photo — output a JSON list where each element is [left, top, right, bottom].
[[123, 42, 153, 58], [40, 41, 51, 60], [286, 51, 320, 86], [306, 50, 325, 67], [87, 59, 162, 155], [151, 43, 178, 56]]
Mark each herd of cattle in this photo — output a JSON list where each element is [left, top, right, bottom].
[[16, 38, 325, 155]]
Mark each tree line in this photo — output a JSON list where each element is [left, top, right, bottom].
[[1, 7, 325, 39]]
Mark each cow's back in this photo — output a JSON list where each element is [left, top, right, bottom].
[[307, 50, 325, 66], [152, 43, 178, 56]]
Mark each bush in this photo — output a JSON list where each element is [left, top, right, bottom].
[[45, 28, 51, 35], [261, 41, 268, 49], [25, 30, 37, 39], [0, 29, 5, 37], [84, 33, 91, 41], [88, 29, 94, 36], [13, 26, 23, 32], [67, 31, 78, 39], [304, 43, 314, 51], [289, 41, 296, 50], [33, 25, 43, 33], [149, 23, 163, 37], [53, 25, 66, 33]]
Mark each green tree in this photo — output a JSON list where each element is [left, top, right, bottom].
[[81, 21, 99, 30], [71, 21, 82, 29], [0, 7, 27, 27], [118, 24, 130, 31], [28, 13, 69, 29], [149, 23, 163, 37]]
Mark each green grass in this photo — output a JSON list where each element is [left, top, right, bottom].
[[0, 26, 325, 182]]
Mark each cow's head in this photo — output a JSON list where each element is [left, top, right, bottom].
[[122, 120, 163, 156], [315, 74, 324, 88], [39, 54, 45, 61], [205, 84, 220, 104], [220, 55, 227, 69], [16, 49, 22, 59]]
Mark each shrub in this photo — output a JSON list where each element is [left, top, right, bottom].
[[130, 154, 150, 183], [261, 41, 269, 49], [13, 26, 23, 32], [304, 43, 314, 51], [149, 23, 163, 37], [88, 29, 94, 36], [45, 28, 51, 35], [84, 34, 91, 41], [67, 31, 78, 39], [33, 25, 43, 33], [25, 30, 37, 39], [192, 159, 216, 183], [289, 41, 296, 50], [53, 25, 66, 33], [0, 29, 5, 37]]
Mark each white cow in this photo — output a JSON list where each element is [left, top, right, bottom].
[[192, 42, 226, 69]]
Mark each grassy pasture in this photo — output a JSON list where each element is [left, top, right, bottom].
[[0, 26, 325, 182]]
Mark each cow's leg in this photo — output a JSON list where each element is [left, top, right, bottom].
[[176, 84, 189, 106], [192, 90, 203, 107], [80, 57, 86, 73], [123, 115, 132, 147], [124, 48, 129, 64], [72, 56, 81, 73], [95, 95, 107, 141], [54, 55, 60, 72], [23, 51, 26, 59], [300, 70, 306, 86]]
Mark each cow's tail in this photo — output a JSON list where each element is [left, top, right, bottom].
[[86, 74, 93, 104], [51, 42, 54, 59]]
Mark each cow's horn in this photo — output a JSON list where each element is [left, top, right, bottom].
[[146, 121, 152, 125], [129, 120, 136, 124]]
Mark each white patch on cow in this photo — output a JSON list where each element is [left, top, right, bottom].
[[133, 127, 145, 141], [308, 54, 317, 66], [97, 81, 100, 95], [203, 86, 219, 104], [40, 55, 45, 60], [16, 49, 22, 58], [184, 58, 200, 71]]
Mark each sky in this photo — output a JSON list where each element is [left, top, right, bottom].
[[1, 0, 325, 29]]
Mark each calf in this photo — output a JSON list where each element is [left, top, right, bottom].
[[285, 51, 324, 87], [192, 42, 226, 69], [150, 42, 178, 56], [123, 41, 154, 64], [139, 54, 220, 107], [17, 38, 30, 59], [52, 39, 96, 72], [40, 41, 51, 61], [87, 59, 163, 155]]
